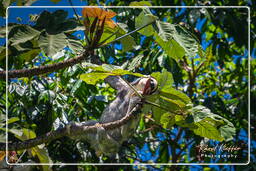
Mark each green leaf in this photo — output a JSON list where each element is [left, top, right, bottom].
[[80, 64, 144, 85], [156, 21, 174, 41], [127, 54, 144, 71], [19, 49, 40, 62], [160, 87, 191, 104], [155, 34, 185, 61], [67, 37, 84, 54], [155, 21, 201, 58], [146, 94, 183, 122], [170, 24, 200, 58], [14, 128, 36, 141], [9, 25, 41, 46], [99, 26, 117, 44], [160, 113, 175, 129], [7, 117, 19, 124], [151, 68, 174, 90], [188, 105, 235, 141], [193, 120, 225, 141], [8, 128, 23, 137], [31, 147, 52, 170], [135, 9, 157, 36], [146, 69, 191, 123], [0, 133, 5, 143], [80, 72, 114, 85], [129, 1, 152, 6], [219, 122, 236, 141], [115, 23, 136, 52], [38, 32, 67, 56], [0, 46, 6, 61]]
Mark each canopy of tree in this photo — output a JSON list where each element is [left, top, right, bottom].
[[0, 0, 255, 171]]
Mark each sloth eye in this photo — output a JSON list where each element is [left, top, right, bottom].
[[149, 79, 157, 93]]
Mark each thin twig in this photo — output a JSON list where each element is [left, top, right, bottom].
[[120, 77, 143, 98], [68, 0, 90, 43], [98, 28, 120, 46], [98, 20, 156, 48], [15, 149, 27, 164], [145, 100, 184, 115]]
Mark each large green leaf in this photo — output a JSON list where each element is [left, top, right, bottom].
[[115, 23, 136, 52], [160, 87, 191, 104], [38, 32, 67, 56], [35, 10, 77, 34], [14, 129, 53, 170], [171, 24, 200, 57], [99, 26, 117, 45], [66, 36, 84, 54], [147, 69, 191, 123], [98, 22, 136, 52], [31, 147, 52, 170], [155, 33, 185, 61], [7, 117, 19, 124], [160, 113, 175, 129], [80, 64, 143, 85], [80, 72, 114, 85], [19, 49, 40, 62], [9, 25, 41, 46], [155, 21, 201, 59], [185, 105, 236, 141], [135, 9, 157, 37], [151, 68, 174, 90], [193, 120, 225, 141]]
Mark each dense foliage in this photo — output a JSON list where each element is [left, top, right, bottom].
[[0, 0, 254, 171]]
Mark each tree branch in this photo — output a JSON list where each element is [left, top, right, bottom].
[[0, 20, 156, 80], [0, 50, 91, 79], [0, 103, 141, 151]]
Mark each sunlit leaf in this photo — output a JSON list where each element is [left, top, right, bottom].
[[160, 113, 175, 129], [82, 7, 117, 28], [31, 147, 52, 170], [151, 68, 174, 90], [155, 33, 185, 61], [80, 64, 143, 85], [80, 72, 114, 85], [187, 105, 235, 141], [155, 21, 201, 58], [135, 9, 157, 36], [7, 117, 19, 124]]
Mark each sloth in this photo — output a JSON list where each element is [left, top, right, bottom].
[[72, 76, 158, 157]]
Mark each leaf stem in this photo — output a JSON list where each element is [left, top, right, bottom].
[[68, 0, 90, 44], [145, 100, 183, 115], [98, 20, 156, 48], [119, 77, 143, 98]]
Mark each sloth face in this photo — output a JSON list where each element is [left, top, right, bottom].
[[134, 77, 158, 95]]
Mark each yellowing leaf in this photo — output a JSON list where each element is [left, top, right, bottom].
[[0, 151, 5, 161], [82, 7, 117, 28]]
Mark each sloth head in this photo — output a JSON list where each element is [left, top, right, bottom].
[[133, 77, 158, 95]]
